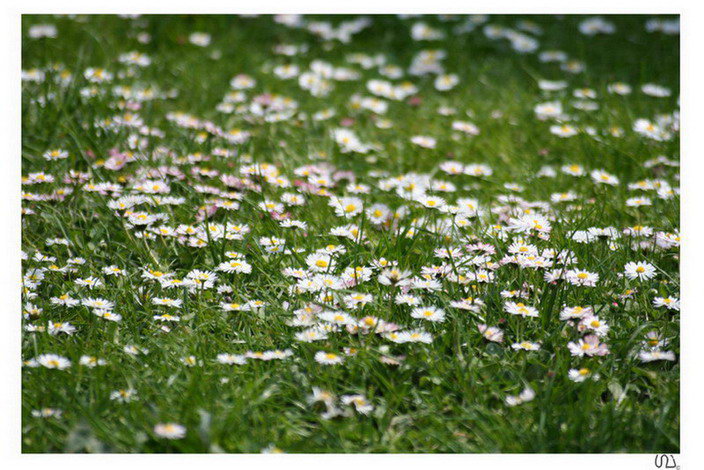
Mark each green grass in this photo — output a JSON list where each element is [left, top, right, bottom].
[[21, 14, 679, 453]]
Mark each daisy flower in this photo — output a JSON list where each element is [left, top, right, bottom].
[[410, 306, 446, 322], [568, 368, 600, 382], [504, 301, 539, 318], [567, 335, 609, 357], [154, 423, 187, 439], [314, 351, 344, 365], [478, 324, 504, 343], [653, 296, 680, 311], [624, 261, 657, 281], [638, 350, 676, 362], [36, 354, 72, 370], [511, 341, 541, 351]]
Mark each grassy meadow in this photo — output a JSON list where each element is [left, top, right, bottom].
[[21, 14, 680, 453]]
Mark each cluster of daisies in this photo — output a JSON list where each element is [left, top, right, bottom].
[[22, 14, 678, 449]]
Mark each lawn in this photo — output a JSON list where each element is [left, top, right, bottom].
[[21, 14, 680, 453]]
